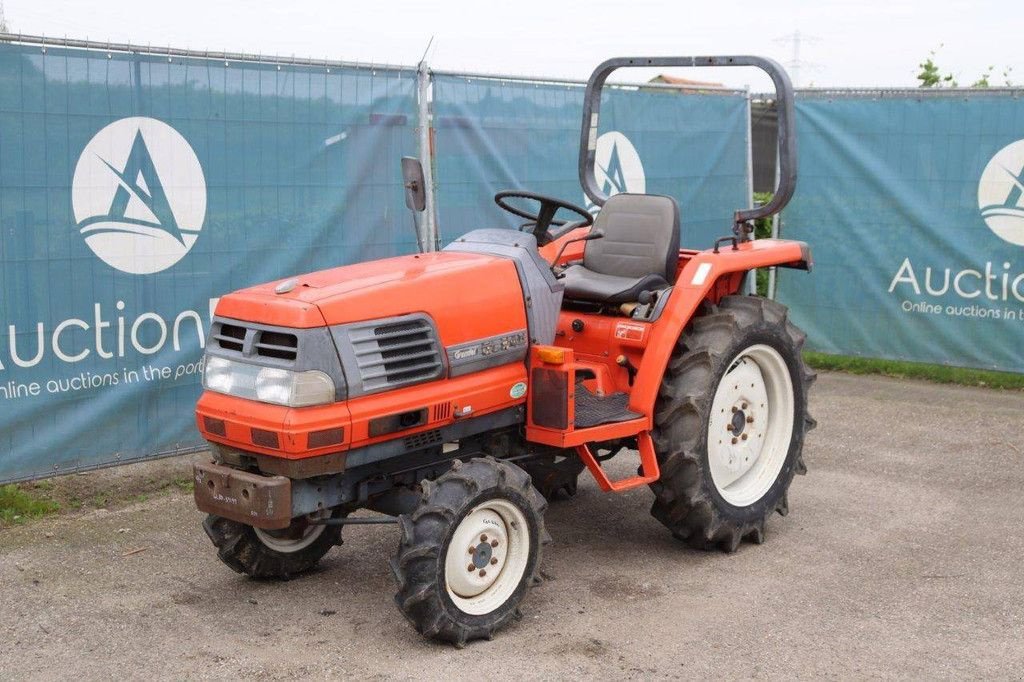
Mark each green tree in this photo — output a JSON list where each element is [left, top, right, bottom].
[[918, 47, 1013, 88], [917, 47, 956, 87], [972, 66, 993, 88]]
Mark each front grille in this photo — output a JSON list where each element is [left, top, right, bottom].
[[432, 401, 452, 421], [255, 331, 297, 360], [251, 428, 280, 449], [404, 429, 443, 450], [214, 323, 246, 352], [308, 427, 344, 449], [348, 317, 444, 393], [203, 416, 226, 437], [211, 322, 298, 362]]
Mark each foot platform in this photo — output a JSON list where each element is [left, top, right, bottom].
[[574, 386, 642, 428]]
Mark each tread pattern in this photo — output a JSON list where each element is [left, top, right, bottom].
[[391, 457, 547, 647], [203, 512, 342, 580], [649, 295, 816, 552]]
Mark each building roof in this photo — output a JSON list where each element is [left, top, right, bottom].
[[649, 74, 725, 88]]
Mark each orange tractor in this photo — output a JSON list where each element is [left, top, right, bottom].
[[192, 56, 815, 646]]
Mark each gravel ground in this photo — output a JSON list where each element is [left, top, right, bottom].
[[1, 372, 1023, 680]]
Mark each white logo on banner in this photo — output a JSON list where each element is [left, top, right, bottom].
[[978, 139, 1024, 247], [586, 131, 645, 212], [72, 117, 206, 274]]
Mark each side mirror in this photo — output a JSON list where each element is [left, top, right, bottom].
[[401, 157, 427, 212]]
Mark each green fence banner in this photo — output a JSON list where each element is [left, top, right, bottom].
[[432, 75, 752, 250], [777, 91, 1024, 373], [0, 41, 418, 482]]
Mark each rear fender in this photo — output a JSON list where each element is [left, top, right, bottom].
[[628, 238, 809, 415]]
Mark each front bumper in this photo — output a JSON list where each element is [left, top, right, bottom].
[[193, 461, 292, 529], [195, 390, 352, 458]]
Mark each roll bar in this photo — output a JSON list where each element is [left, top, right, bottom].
[[578, 56, 796, 240]]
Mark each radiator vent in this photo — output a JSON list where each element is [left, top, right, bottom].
[[348, 317, 444, 394], [212, 323, 298, 361], [213, 323, 246, 352], [432, 402, 452, 421], [404, 429, 443, 451], [255, 331, 297, 361]]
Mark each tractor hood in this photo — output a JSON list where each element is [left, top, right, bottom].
[[214, 251, 529, 347]]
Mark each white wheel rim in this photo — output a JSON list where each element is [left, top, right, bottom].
[[253, 511, 329, 553], [444, 499, 531, 616], [707, 344, 795, 507]]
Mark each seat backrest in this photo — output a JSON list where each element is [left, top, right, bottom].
[[583, 193, 680, 280]]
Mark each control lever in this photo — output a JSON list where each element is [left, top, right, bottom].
[[616, 354, 638, 386], [551, 230, 604, 277]]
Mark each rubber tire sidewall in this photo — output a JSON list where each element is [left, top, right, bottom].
[[204, 510, 343, 580], [650, 295, 815, 550], [392, 457, 548, 645], [698, 326, 806, 523], [437, 488, 541, 627]]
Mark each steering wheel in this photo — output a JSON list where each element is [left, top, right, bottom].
[[494, 190, 594, 246]]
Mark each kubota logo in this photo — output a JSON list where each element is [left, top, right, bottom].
[[72, 117, 206, 274], [586, 131, 645, 212], [978, 139, 1024, 247]]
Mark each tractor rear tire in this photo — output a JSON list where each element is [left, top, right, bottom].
[[203, 510, 343, 579], [391, 457, 547, 647], [649, 295, 816, 552]]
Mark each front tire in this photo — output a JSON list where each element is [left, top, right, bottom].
[[650, 295, 816, 552], [203, 509, 342, 579], [391, 457, 547, 647]]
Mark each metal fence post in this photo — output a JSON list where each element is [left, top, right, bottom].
[[417, 60, 438, 251], [744, 85, 758, 295], [767, 137, 782, 300]]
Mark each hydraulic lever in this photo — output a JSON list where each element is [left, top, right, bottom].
[[551, 230, 604, 277]]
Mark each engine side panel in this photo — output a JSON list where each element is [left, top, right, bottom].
[[444, 229, 565, 346]]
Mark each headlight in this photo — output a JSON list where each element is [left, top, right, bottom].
[[203, 356, 335, 407], [204, 356, 240, 394]]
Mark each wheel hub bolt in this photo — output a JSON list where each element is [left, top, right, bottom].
[[731, 437, 738, 445], [747, 416, 754, 423], [468, 546, 476, 555], [479, 570, 487, 578], [467, 563, 475, 572], [490, 557, 498, 565], [742, 402, 748, 410], [480, 534, 488, 543], [490, 539, 498, 547], [741, 433, 748, 441]]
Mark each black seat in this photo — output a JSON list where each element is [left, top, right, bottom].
[[561, 193, 680, 304]]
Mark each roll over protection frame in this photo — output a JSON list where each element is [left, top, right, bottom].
[[578, 56, 797, 241]]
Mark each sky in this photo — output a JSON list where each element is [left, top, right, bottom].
[[5, 0, 1022, 90]]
